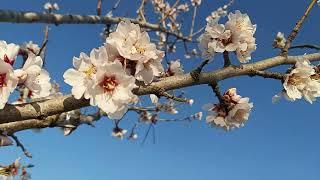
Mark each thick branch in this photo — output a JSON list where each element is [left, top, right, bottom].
[[0, 115, 59, 134], [0, 53, 320, 124], [0, 10, 189, 41]]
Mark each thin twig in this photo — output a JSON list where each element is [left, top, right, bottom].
[[289, 44, 320, 50], [282, 0, 318, 55], [112, 0, 122, 11], [37, 39, 48, 57], [192, 26, 205, 37], [141, 124, 153, 145], [208, 81, 225, 105], [137, 0, 146, 22], [158, 90, 189, 103], [97, 0, 102, 16], [223, 51, 231, 67], [40, 24, 49, 65], [189, 5, 197, 39], [190, 59, 210, 81], [157, 0, 180, 24], [10, 134, 32, 158]]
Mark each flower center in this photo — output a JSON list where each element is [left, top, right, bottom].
[[84, 64, 97, 77], [288, 74, 304, 86], [0, 73, 7, 88], [221, 37, 233, 46], [117, 56, 137, 75], [4, 55, 14, 66], [136, 46, 146, 54], [99, 76, 118, 93]]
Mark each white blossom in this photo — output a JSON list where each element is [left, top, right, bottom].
[[0, 60, 18, 109], [273, 32, 286, 49], [128, 133, 138, 140], [21, 41, 40, 55], [198, 33, 216, 59], [43, 2, 52, 10], [90, 61, 137, 119], [15, 54, 51, 98], [199, 10, 256, 63], [166, 60, 184, 76], [44, 2, 59, 11], [203, 88, 253, 130], [106, 20, 164, 84], [282, 59, 320, 103], [20, 168, 32, 180], [190, 112, 202, 120], [139, 111, 155, 123], [0, 158, 21, 178], [177, 3, 189, 12], [64, 45, 139, 119], [0, 41, 20, 65], [191, 0, 201, 6], [206, 7, 227, 25], [207, 23, 237, 53], [106, 21, 159, 61], [225, 10, 257, 62], [112, 127, 127, 139], [53, 3, 59, 10], [150, 94, 159, 104], [188, 99, 194, 105], [63, 46, 108, 100]]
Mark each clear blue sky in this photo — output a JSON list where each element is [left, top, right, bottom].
[[1, 0, 320, 179]]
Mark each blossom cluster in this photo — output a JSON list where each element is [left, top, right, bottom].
[[203, 88, 253, 131], [199, 10, 256, 63], [273, 59, 320, 103], [0, 158, 32, 180], [0, 41, 51, 108], [151, 0, 190, 31], [64, 20, 166, 119]]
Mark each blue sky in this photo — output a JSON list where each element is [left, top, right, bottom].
[[1, 0, 320, 179]]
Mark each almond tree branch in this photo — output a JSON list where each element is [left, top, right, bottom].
[[0, 53, 319, 125], [9, 134, 32, 158], [0, 10, 190, 41], [248, 69, 284, 80], [281, 0, 317, 55]]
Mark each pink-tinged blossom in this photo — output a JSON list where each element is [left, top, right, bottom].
[[63, 46, 108, 99], [203, 88, 253, 130], [14, 54, 51, 98], [21, 41, 40, 55], [90, 61, 137, 119], [106, 20, 164, 84], [199, 10, 256, 63], [0, 41, 20, 66], [0, 60, 18, 109], [275, 59, 320, 103], [166, 60, 184, 76]]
